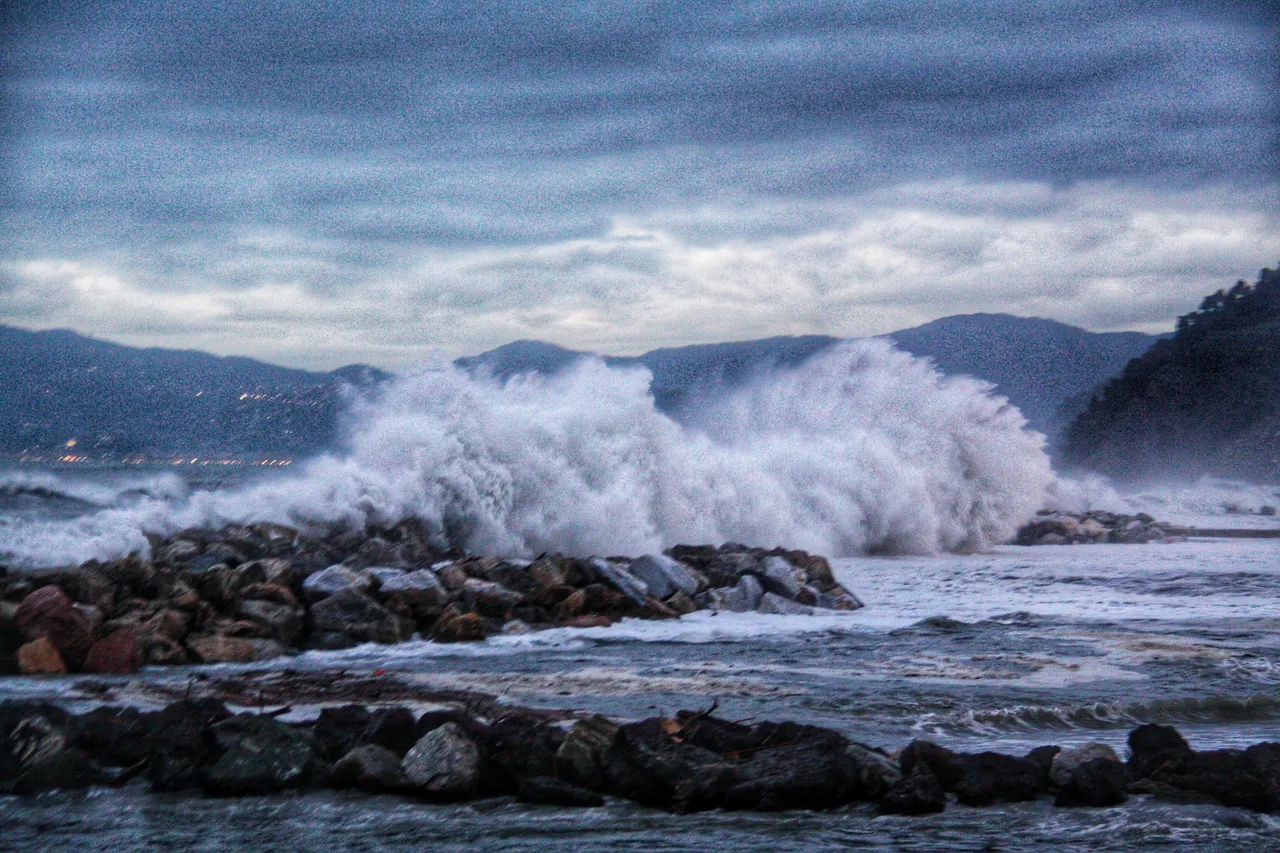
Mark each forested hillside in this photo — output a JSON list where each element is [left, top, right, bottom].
[[1065, 265, 1280, 482]]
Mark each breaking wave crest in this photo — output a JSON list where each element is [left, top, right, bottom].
[[0, 339, 1053, 566], [0, 469, 188, 508]]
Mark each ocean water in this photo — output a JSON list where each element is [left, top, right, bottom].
[[2, 348, 1280, 850]]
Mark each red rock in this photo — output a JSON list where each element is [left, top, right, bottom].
[[432, 611, 488, 643], [563, 615, 615, 629], [46, 609, 94, 671], [17, 637, 67, 674], [84, 629, 142, 674], [15, 586, 73, 640]]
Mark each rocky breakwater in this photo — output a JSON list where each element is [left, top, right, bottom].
[[1, 696, 1277, 817], [1014, 510, 1178, 546], [0, 521, 862, 674]]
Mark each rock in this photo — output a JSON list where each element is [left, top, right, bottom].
[[664, 590, 697, 615], [1127, 723, 1191, 779], [1055, 757, 1129, 807], [402, 721, 481, 799], [432, 609, 488, 643], [205, 714, 327, 796], [17, 586, 93, 667], [158, 539, 202, 565], [313, 705, 374, 761], [590, 559, 649, 605], [462, 578, 525, 616], [846, 743, 902, 798], [332, 744, 409, 792], [310, 589, 405, 644], [142, 698, 231, 791], [376, 569, 448, 607], [235, 598, 304, 646], [186, 634, 285, 663], [555, 715, 620, 789], [879, 763, 947, 815], [952, 752, 1046, 805], [1050, 742, 1121, 787], [517, 776, 605, 807], [815, 591, 864, 611], [527, 557, 569, 590], [301, 565, 370, 602], [694, 576, 763, 613], [12, 747, 106, 794], [17, 637, 66, 674], [83, 629, 142, 674], [68, 706, 146, 767], [196, 562, 265, 607], [7, 714, 68, 767], [758, 556, 806, 599], [552, 589, 589, 620], [501, 619, 533, 635], [758, 592, 814, 615], [628, 554, 702, 598], [360, 566, 406, 589]]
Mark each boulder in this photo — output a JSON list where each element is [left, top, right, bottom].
[[461, 578, 525, 616], [402, 721, 481, 799], [7, 714, 68, 768], [143, 698, 231, 791], [1055, 757, 1129, 807], [590, 559, 649, 606], [205, 714, 327, 796], [332, 744, 410, 792], [17, 637, 66, 674], [527, 557, 569, 590], [83, 629, 142, 674], [235, 598, 304, 646], [310, 589, 405, 644], [186, 634, 285, 663], [555, 715, 620, 789], [758, 556, 806, 599], [301, 565, 370, 602], [879, 763, 947, 815], [12, 747, 107, 794], [376, 569, 448, 607], [68, 706, 146, 767], [16, 586, 93, 668], [628, 555, 702, 598], [758, 592, 813, 616], [1050, 742, 1121, 787], [664, 591, 697, 615], [158, 539, 202, 565], [432, 609, 488, 643], [1127, 723, 1191, 779], [952, 752, 1046, 805]]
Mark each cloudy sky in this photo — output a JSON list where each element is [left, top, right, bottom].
[[2, 1, 1277, 369]]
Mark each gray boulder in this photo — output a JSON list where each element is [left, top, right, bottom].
[[332, 744, 410, 793], [758, 592, 814, 615], [310, 589, 405, 644], [205, 714, 327, 796], [628, 554, 702, 598], [377, 569, 447, 605], [758, 556, 806, 599], [1050, 743, 1122, 787], [554, 716, 619, 789], [402, 722, 481, 798], [590, 558, 650, 605], [302, 565, 370, 602]]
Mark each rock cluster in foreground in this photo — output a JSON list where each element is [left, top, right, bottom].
[[0, 521, 862, 674], [1015, 510, 1178, 546], [2, 697, 1277, 815]]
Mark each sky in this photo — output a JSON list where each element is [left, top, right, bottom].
[[1, 1, 1277, 370]]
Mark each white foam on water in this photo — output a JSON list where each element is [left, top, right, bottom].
[[0, 339, 1053, 566]]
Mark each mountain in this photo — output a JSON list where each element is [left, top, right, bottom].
[[0, 325, 387, 458], [885, 315, 1162, 445], [459, 318, 1161, 448], [1064, 265, 1280, 483], [1, 312, 1162, 461]]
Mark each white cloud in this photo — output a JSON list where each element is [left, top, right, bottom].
[[2, 179, 1276, 368]]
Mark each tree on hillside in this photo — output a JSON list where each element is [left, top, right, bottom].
[[1064, 264, 1280, 483]]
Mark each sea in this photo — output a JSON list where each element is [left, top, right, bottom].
[[2, 343, 1279, 851]]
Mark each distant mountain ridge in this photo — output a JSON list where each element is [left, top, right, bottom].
[[460, 318, 1162, 449], [0, 325, 388, 457], [1, 314, 1161, 460]]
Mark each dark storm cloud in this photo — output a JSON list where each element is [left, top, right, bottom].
[[0, 1, 1276, 365]]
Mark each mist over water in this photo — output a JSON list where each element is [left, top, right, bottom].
[[0, 340, 1054, 567]]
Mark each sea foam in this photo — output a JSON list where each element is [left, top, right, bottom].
[[0, 340, 1054, 566]]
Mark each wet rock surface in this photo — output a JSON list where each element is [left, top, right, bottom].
[[0, 524, 863, 672], [1, 691, 1276, 817], [1015, 510, 1178, 545]]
